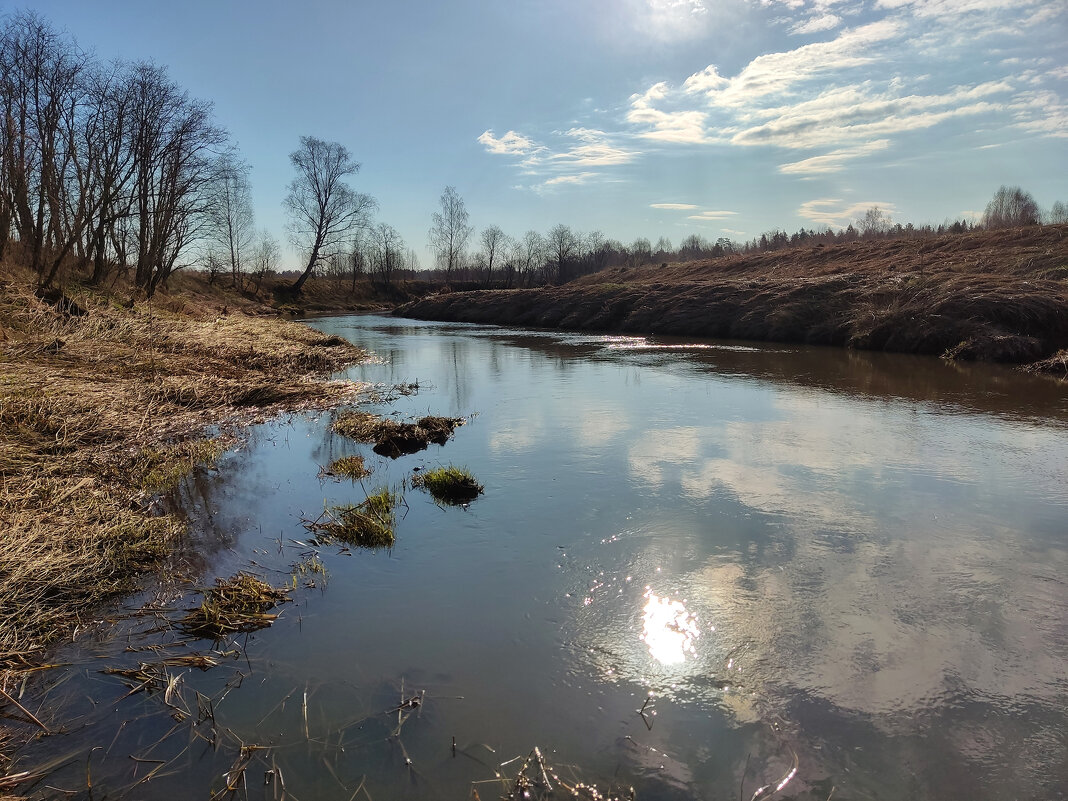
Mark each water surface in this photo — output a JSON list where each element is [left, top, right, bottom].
[[20, 315, 1068, 800]]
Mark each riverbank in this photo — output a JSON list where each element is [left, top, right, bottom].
[[0, 268, 368, 686], [398, 226, 1068, 372]]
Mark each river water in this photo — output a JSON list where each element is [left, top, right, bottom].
[[18, 314, 1068, 800]]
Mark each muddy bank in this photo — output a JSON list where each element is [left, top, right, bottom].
[[398, 228, 1068, 367]]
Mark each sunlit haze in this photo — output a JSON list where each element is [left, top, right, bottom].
[[28, 0, 1067, 268]]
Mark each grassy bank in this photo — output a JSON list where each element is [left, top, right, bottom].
[[398, 226, 1068, 371], [0, 266, 368, 678]]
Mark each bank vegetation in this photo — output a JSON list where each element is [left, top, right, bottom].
[[399, 225, 1068, 373], [0, 263, 367, 683]]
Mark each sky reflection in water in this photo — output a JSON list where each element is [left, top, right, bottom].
[[19, 315, 1067, 801]]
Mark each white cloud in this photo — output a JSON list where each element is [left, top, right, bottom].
[[478, 129, 539, 155], [687, 210, 739, 220], [651, 203, 699, 209], [549, 128, 639, 167], [778, 139, 891, 173], [627, 83, 711, 144], [798, 198, 898, 226], [544, 172, 598, 186], [684, 20, 903, 108], [729, 81, 1011, 149], [789, 13, 842, 34]]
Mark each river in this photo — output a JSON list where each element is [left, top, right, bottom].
[[17, 314, 1068, 800]]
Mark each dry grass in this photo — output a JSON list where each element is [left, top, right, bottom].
[[0, 266, 367, 672], [333, 411, 465, 457], [326, 454, 372, 480], [399, 226, 1068, 365], [180, 574, 291, 638]]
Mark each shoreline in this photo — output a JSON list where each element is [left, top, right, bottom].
[[0, 273, 369, 701], [397, 227, 1068, 375]]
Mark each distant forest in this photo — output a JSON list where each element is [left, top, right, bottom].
[[1, 9, 1065, 297]]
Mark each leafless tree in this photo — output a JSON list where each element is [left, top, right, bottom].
[[983, 186, 1040, 229], [545, 223, 580, 284], [208, 149, 255, 289], [0, 11, 92, 286], [84, 62, 138, 285], [284, 136, 376, 294], [1046, 200, 1067, 225], [479, 224, 506, 286], [128, 62, 226, 296], [628, 237, 652, 268], [519, 230, 545, 286], [654, 236, 673, 260], [428, 185, 473, 283], [368, 222, 404, 287], [250, 228, 278, 292], [857, 205, 890, 237]]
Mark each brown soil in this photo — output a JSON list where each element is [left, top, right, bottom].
[[398, 226, 1068, 366]]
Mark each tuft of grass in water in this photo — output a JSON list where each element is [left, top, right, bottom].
[[332, 411, 465, 458], [320, 488, 399, 548], [137, 438, 227, 493], [411, 465, 484, 505], [181, 573, 290, 638], [328, 454, 372, 480]]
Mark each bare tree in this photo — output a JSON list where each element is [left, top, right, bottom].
[[128, 62, 226, 296], [983, 186, 1040, 229], [654, 236, 673, 260], [428, 185, 473, 283], [368, 222, 404, 287], [0, 11, 92, 286], [250, 228, 278, 292], [479, 224, 506, 286], [208, 149, 255, 289], [628, 237, 652, 268], [519, 230, 545, 286], [857, 205, 890, 237], [545, 224, 580, 284], [1047, 200, 1067, 225], [284, 136, 375, 294]]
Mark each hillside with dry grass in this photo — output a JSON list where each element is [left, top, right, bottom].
[[399, 226, 1068, 373]]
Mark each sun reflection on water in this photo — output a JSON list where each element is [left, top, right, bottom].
[[640, 589, 700, 665]]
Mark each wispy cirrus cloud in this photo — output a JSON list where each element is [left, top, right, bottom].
[[798, 198, 897, 226], [651, 203, 699, 209], [789, 13, 842, 34], [687, 210, 739, 221], [779, 139, 891, 174], [477, 129, 539, 156], [479, 127, 640, 189]]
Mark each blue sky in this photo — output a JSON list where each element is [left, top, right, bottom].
[[22, 0, 1068, 268]]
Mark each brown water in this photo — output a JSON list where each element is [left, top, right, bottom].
[[13, 314, 1068, 800]]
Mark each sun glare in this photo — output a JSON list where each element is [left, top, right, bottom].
[[640, 588, 700, 665]]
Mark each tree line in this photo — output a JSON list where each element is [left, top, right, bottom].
[[0, 10, 414, 298], [3, 10, 1063, 297]]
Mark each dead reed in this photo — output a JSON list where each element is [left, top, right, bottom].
[[180, 574, 291, 638]]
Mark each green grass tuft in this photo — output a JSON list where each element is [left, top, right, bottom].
[[411, 465, 484, 505], [321, 488, 399, 548]]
